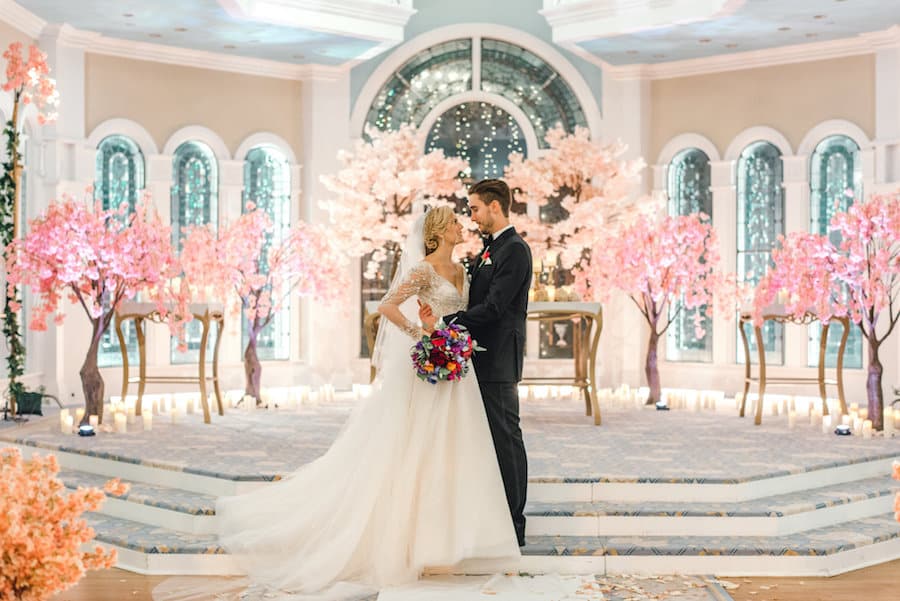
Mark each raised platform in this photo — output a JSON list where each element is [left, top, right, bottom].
[[3, 396, 899, 577]]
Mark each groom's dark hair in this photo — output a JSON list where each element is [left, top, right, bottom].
[[469, 179, 512, 217]]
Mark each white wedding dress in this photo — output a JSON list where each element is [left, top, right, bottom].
[[214, 251, 520, 597]]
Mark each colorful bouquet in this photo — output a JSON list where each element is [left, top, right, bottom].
[[411, 320, 481, 384]]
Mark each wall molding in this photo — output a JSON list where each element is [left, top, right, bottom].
[[797, 119, 872, 157], [87, 118, 160, 158], [656, 132, 722, 166], [0, 0, 45, 39], [724, 125, 793, 162], [163, 126, 232, 160], [234, 132, 299, 164]]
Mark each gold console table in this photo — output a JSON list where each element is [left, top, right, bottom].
[[521, 302, 604, 425], [363, 300, 603, 425], [115, 301, 225, 424], [738, 307, 849, 426]]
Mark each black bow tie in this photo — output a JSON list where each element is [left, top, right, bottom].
[[481, 235, 492, 249]]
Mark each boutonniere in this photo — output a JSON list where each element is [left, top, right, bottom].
[[479, 249, 492, 268]]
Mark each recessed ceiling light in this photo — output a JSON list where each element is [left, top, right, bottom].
[[698, 38, 712, 43], [725, 43, 739, 48], [224, 44, 236, 49], [123, 13, 133, 17], [778, 26, 791, 31], [174, 27, 188, 32], [814, 14, 827, 19]]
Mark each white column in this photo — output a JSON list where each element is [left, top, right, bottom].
[[782, 154, 809, 368], [875, 44, 900, 187], [298, 73, 355, 385], [32, 25, 91, 403], [598, 74, 652, 388], [710, 160, 736, 369]]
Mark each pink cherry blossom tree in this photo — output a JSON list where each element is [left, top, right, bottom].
[[5, 195, 179, 423], [319, 124, 467, 278], [2, 42, 59, 406], [181, 207, 347, 402], [755, 192, 900, 429], [503, 125, 652, 271], [580, 213, 738, 404]]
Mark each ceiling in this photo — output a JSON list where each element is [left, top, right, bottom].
[[569, 0, 900, 66], [12, 0, 900, 71], [16, 0, 396, 66]]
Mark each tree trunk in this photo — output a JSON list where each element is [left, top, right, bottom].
[[243, 322, 262, 404], [80, 320, 106, 425], [645, 329, 661, 405], [866, 336, 884, 430]]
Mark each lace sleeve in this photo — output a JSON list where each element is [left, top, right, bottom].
[[380, 262, 430, 339]]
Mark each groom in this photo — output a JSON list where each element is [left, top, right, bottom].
[[420, 178, 532, 547]]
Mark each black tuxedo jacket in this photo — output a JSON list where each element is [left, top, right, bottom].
[[444, 227, 532, 383]]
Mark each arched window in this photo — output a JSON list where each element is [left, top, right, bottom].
[[480, 38, 586, 146], [737, 141, 784, 365], [808, 135, 863, 369], [95, 135, 145, 367], [666, 148, 712, 362], [364, 37, 588, 151], [170, 140, 218, 364], [425, 102, 526, 180], [242, 146, 291, 361]]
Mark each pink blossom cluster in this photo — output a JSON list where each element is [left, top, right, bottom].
[[0, 447, 129, 600], [5, 193, 181, 338], [753, 192, 900, 333], [319, 124, 467, 277], [503, 125, 654, 271], [893, 461, 900, 522], [180, 206, 348, 328], [579, 213, 736, 337], [2, 42, 59, 124]]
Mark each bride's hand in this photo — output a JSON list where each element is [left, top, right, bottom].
[[418, 301, 437, 333]]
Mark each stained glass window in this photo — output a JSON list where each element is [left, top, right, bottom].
[[737, 141, 784, 365], [366, 39, 473, 132], [666, 148, 713, 362], [170, 141, 218, 364], [242, 146, 291, 361], [808, 135, 863, 369], [480, 39, 586, 147], [95, 135, 144, 368], [425, 102, 526, 181]]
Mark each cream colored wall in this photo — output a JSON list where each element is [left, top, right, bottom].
[[0, 19, 33, 51], [85, 53, 303, 156], [650, 55, 876, 159]]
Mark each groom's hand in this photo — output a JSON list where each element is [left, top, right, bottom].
[[418, 301, 437, 333]]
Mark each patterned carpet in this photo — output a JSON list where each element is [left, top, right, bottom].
[[3, 395, 900, 483]]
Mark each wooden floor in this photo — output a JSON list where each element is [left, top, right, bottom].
[[51, 561, 900, 601]]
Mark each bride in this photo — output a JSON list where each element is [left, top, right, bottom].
[[215, 205, 521, 596]]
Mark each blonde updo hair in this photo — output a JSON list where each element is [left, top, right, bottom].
[[423, 206, 455, 255]]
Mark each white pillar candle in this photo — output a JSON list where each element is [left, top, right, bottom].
[[849, 402, 860, 414], [142, 412, 153, 431], [862, 419, 873, 439], [126, 407, 136, 425], [170, 408, 181, 424], [822, 414, 833, 434], [771, 402, 779, 417], [884, 408, 894, 436], [788, 411, 797, 430], [859, 408, 869, 421], [89, 415, 99, 428], [62, 415, 74, 434], [75, 407, 86, 423], [842, 414, 852, 427], [114, 412, 127, 434], [853, 417, 864, 435]]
